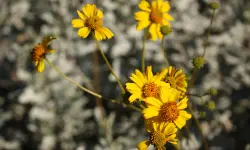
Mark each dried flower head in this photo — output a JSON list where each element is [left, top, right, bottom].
[[164, 66, 187, 97], [72, 4, 114, 41], [134, 0, 174, 40], [31, 36, 56, 72]]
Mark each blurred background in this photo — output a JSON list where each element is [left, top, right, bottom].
[[0, 0, 250, 149]]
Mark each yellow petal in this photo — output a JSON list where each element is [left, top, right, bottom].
[[174, 111, 191, 129], [161, 1, 171, 13], [146, 66, 153, 81], [174, 117, 186, 129], [82, 4, 96, 18], [159, 87, 175, 103], [130, 73, 144, 88], [78, 27, 91, 38], [134, 11, 150, 21], [163, 123, 177, 135], [36, 59, 44, 72], [46, 49, 56, 53], [144, 97, 162, 108], [168, 88, 180, 102], [154, 68, 168, 82], [143, 107, 159, 119], [179, 110, 192, 120], [94, 30, 104, 41], [135, 69, 146, 83], [138, 0, 151, 12], [149, 23, 158, 41], [137, 140, 150, 150], [128, 94, 140, 103], [72, 19, 84, 28], [98, 27, 114, 39], [169, 139, 178, 145], [136, 20, 150, 30], [162, 20, 170, 26], [163, 13, 174, 21], [97, 9, 104, 18], [77, 10, 86, 20], [126, 83, 141, 93], [156, 24, 163, 39], [177, 97, 188, 109]]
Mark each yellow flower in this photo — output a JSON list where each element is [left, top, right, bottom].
[[143, 87, 191, 129], [72, 4, 114, 41], [31, 36, 56, 72], [164, 66, 187, 97], [137, 122, 178, 150], [126, 66, 170, 103], [134, 0, 174, 40]]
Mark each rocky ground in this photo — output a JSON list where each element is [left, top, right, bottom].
[[0, 0, 250, 150]]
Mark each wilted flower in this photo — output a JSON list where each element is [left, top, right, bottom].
[[164, 66, 187, 97], [31, 36, 56, 72]]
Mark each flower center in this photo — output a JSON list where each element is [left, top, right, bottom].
[[150, 8, 163, 24], [31, 44, 46, 61], [85, 16, 103, 30], [149, 131, 166, 150], [166, 77, 177, 88], [160, 102, 179, 122], [142, 82, 159, 98]]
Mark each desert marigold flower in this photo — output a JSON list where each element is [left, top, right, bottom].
[[134, 0, 174, 40], [72, 4, 114, 41], [164, 66, 187, 97], [142, 87, 191, 129], [126, 66, 170, 103], [31, 36, 56, 72], [137, 122, 177, 150]]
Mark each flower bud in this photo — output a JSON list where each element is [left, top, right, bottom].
[[199, 111, 206, 118], [209, 88, 217, 96], [160, 26, 172, 35], [207, 101, 216, 111], [192, 56, 205, 70], [209, 1, 219, 10]]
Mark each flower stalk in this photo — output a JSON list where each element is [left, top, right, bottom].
[[44, 58, 140, 112]]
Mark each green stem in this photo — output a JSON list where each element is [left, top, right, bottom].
[[188, 70, 208, 150], [141, 29, 148, 74], [202, 9, 216, 57], [44, 58, 141, 112], [187, 105, 208, 150], [161, 35, 169, 66], [186, 93, 210, 97], [94, 39, 126, 94]]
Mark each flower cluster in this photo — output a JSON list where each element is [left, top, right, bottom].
[[30, 1, 195, 150], [126, 66, 191, 149]]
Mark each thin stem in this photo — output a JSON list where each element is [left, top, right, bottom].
[[161, 35, 169, 66], [94, 39, 126, 94], [202, 9, 216, 57], [141, 29, 148, 74], [188, 68, 208, 150], [187, 105, 208, 150], [44, 58, 141, 112], [186, 93, 209, 97], [189, 68, 198, 88], [93, 49, 107, 132]]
